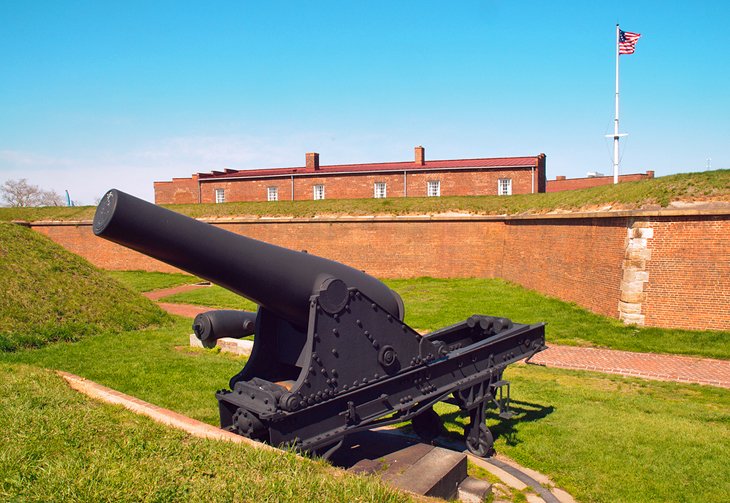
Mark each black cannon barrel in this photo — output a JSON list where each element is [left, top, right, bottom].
[[93, 189, 404, 327], [193, 310, 257, 348]]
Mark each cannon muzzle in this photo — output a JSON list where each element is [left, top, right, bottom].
[[93, 189, 404, 329], [193, 310, 256, 348]]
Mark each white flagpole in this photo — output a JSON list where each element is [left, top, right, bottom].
[[613, 24, 620, 184]]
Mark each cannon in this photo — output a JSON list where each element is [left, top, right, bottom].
[[193, 310, 257, 348], [94, 189, 546, 458]]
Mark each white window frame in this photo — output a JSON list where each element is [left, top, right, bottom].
[[267, 186, 278, 201], [374, 182, 387, 199], [215, 188, 225, 204], [427, 180, 440, 197], [313, 184, 325, 200], [498, 178, 512, 196]]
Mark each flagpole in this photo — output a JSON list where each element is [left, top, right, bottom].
[[613, 24, 620, 184]]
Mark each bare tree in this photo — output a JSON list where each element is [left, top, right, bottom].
[[39, 188, 64, 207], [0, 178, 64, 207]]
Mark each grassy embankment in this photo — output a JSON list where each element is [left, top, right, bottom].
[[1, 169, 728, 222], [138, 272, 730, 360], [0, 227, 411, 502], [0, 223, 168, 351]]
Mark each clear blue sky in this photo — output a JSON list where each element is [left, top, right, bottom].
[[1, 1, 728, 203]]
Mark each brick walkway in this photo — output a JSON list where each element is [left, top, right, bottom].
[[144, 284, 212, 318], [143, 283, 209, 300], [530, 345, 730, 389], [156, 302, 210, 318], [145, 285, 730, 389]]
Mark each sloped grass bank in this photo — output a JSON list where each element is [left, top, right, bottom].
[[0, 223, 169, 351], [3, 321, 728, 503], [2, 169, 728, 222], [0, 362, 408, 502], [155, 276, 730, 359]]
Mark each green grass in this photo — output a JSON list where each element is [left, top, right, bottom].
[[0, 223, 169, 352], [0, 361, 409, 502], [157, 276, 730, 360], [107, 270, 199, 292], [2, 170, 728, 222], [2, 323, 727, 502], [1, 318, 239, 424], [430, 365, 730, 503]]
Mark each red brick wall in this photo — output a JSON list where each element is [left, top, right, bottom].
[[31, 223, 183, 273], [156, 168, 539, 204], [500, 217, 627, 318], [28, 210, 730, 330], [546, 172, 653, 192], [153, 175, 199, 204], [641, 215, 730, 330]]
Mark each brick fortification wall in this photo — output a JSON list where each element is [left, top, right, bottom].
[[546, 171, 654, 192], [29, 210, 730, 330]]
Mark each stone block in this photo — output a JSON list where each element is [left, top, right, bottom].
[[381, 445, 467, 500], [623, 270, 649, 283], [627, 238, 648, 249], [189, 334, 253, 356], [620, 280, 645, 294], [457, 476, 492, 503], [626, 248, 652, 261], [618, 301, 642, 315], [629, 226, 653, 239], [620, 291, 646, 304], [623, 258, 646, 270], [620, 312, 645, 325]]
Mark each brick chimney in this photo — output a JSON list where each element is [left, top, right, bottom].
[[306, 152, 320, 171], [415, 146, 425, 166], [646, 170, 655, 178], [556, 175, 566, 181]]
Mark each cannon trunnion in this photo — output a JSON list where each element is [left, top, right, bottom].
[[94, 189, 546, 458]]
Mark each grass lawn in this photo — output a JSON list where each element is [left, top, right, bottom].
[[153, 275, 730, 360], [433, 365, 730, 503], [2, 319, 728, 502], [0, 361, 408, 502], [107, 270, 198, 292]]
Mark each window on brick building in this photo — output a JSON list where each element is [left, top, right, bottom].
[[427, 180, 440, 197], [498, 178, 512, 196], [374, 182, 387, 199], [267, 186, 278, 201], [313, 184, 325, 200], [215, 188, 225, 204]]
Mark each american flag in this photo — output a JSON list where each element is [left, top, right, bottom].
[[619, 29, 641, 55]]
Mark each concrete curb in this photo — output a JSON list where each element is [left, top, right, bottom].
[[56, 371, 275, 450], [189, 333, 253, 356]]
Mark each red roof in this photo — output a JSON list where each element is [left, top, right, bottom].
[[197, 155, 541, 180]]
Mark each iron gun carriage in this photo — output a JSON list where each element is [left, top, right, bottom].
[[94, 189, 546, 457]]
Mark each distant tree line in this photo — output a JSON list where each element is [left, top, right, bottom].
[[0, 178, 64, 207]]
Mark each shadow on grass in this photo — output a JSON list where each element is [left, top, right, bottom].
[[488, 399, 555, 447], [398, 398, 555, 448]]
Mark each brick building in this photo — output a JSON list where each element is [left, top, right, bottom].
[[154, 147, 547, 204]]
